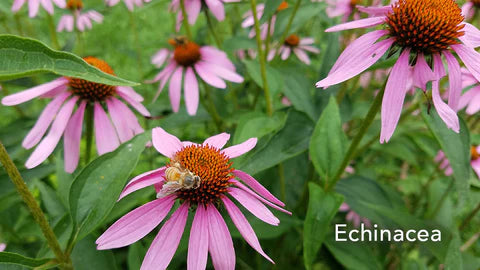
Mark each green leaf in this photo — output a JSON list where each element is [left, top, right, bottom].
[[71, 236, 117, 270], [303, 183, 343, 269], [69, 133, 150, 240], [238, 110, 314, 175], [259, 0, 282, 24], [325, 235, 382, 270], [0, 252, 51, 268], [309, 97, 347, 184], [282, 71, 317, 121], [222, 36, 257, 51], [274, 3, 322, 36], [233, 111, 286, 145], [445, 230, 463, 270], [243, 59, 283, 96], [421, 107, 470, 206], [0, 35, 138, 86]]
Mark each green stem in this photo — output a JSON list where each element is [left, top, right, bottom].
[[327, 83, 386, 190], [276, 0, 302, 55], [0, 141, 70, 268], [202, 82, 223, 132], [264, 18, 273, 63], [249, 0, 273, 116], [84, 104, 94, 165], [204, 10, 221, 48], [46, 14, 60, 50], [179, 0, 193, 40]]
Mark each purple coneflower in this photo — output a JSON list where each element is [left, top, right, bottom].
[[436, 147, 480, 179], [339, 203, 371, 228], [105, 0, 150, 11], [96, 127, 290, 270], [12, 0, 66, 17], [149, 38, 243, 115], [57, 0, 103, 32], [242, 1, 289, 39], [1, 57, 149, 173], [267, 35, 320, 65], [316, 0, 480, 143]]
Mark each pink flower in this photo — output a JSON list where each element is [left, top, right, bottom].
[[461, 0, 480, 21], [0, 243, 5, 252], [12, 0, 66, 17], [436, 148, 480, 179], [1, 57, 150, 173], [105, 0, 150, 11], [241, 1, 288, 39], [149, 38, 243, 115], [267, 35, 320, 65], [96, 127, 290, 269], [435, 151, 453, 176], [57, 0, 103, 32], [316, 0, 480, 143], [339, 203, 371, 228], [458, 68, 480, 114]]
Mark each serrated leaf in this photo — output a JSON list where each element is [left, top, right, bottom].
[[303, 183, 343, 270], [0, 35, 138, 86], [69, 133, 150, 240]]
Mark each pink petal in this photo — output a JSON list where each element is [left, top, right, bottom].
[[459, 23, 480, 48], [299, 37, 315, 45], [380, 49, 411, 143], [185, 0, 201, 24], [25, 96, 79, 169], [471, 159, 480, 179], [187, 205, 209, 270], [452, 44, 480, 83], [151, 127, 183, 158], [203, 133, 230, 149], [233, 170, 284, 206], [94, 102, 120, 155], [117, 91, 151, 117], [40, 0, 54, 15], [316, 32, 393, 88], [116, 86, 144, 102], [412, 53, 435, 91], [281, 47, 291, 60], [357, 5, 392, 16], [87, 10, 103, 22], [200, 46, 236, 71], [293, 48, 311, 65], [231, 180, 291, 215], [325, 16, 385, 32], [152, 49, 170, 67], [140, 202, 189, 270], [28, 0, 40, 17], [119, 167, 166, 200], [107, 98, 134, 142], [12, 0, 26, 12], [168, 66, 183, 113], [97, 196, 176, 250], [204, 0, 225, 21], [194, 63, 227, 89], [109, 97, 144, 136], [444, 51, 462, 111], [462, 2, 474, 20], [207, 204, 235, 270], [299, 45, 320, 54], [63, 101, 86, 173], [221, 137, 257, 158], [22, 92, 71, 149], [459, 86, 480, 112], [197, 61, 244, 83], [432, 80, 460, 132], [184, 67, 199, 115], [153, 62, 177, 101], [229, 187, 279, 226], [1, 78, 68, 106], [52, 0, 65, 8]]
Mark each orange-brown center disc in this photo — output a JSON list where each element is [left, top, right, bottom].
[[171, 39, 202, 67], [67, 0, 83, 10], [284, 34, 300, 47], [277, 1, 289, 11], [471, 146, 480, 161], [385, 0, 465, 54], [68, 57, 117, 102], [170, 145, 234, 205]]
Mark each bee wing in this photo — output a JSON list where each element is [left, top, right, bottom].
[[156, 182, 184, 198]]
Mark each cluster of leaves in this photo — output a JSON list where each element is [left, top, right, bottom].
[[0, 0, 480, 269]]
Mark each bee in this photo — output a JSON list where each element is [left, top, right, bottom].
[[157, 162, 201, 198], [168, 36, 189, 47]]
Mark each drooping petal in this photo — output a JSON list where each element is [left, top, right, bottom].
[[64, 101, 86, 173], [117, 91, 150, 117], [25, 96, 79, 169], [184, 67, 199, 115], [2, 78, 68, 106], [221, 138, 257, 158], [452, 44, 480, 83], [459, 86, 480, 112], [40, 0, 54, 15], [204, 0, 225, 21], [299, 37, 315, 45], [152, 49, 170, 67], [462, 2, 474, 20], [97, 196, 176, 250], [169, 66, 183, 113], [94, 102, 120, 155], [28, 0, 40, 17], [281, 47, 291, 60], [316, 32, 393, 88], [151, 127, 183, 158], [109, 97, 144, 138], [12, 0, 26, 12], [22, 92, 71, 149], [107, 98, 134, 142], [185, 0, 201, 25], [222, 196, 274, 263], [197, 61, 244, 83], [229, 187, 279, 226], [471, 159, 480, 179], [356, 5, 392, 16], [187, 205, 209, 270], [116, 86, 144, 102], [207, 204, 235, 270], [52, 0, 66, 7], [203, 133, 230, 149], [443, 51, 462, 111], [199, 46, 236, 71], [194, 63, 227, 89], [140, 202, 189, 270], [233, 170, 285, 206], [325, 16, 385, 32], [412, 53, 435, 91], [431, 80, 460, 132], [293, 48, 311, 65], [380, 49, 411, 143], [459, 23, 480, 48], [232, 180, 291, 215], [119, 167, 166, 200]]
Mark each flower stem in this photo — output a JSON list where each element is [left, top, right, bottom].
[[276, 0, 302, 55], [327, 84, 386, 190], [249, 0, 273, 116], [46, 14, 60, 50], [179, 0, 193, 40], [84, 103, 94, 165], [0, 141, 70, 268], [204, 10, 221, 48]]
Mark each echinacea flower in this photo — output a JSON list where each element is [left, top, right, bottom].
[[458, 68, 480, 114], [316, 0, 480, 143], [57, 0, 103, 32], [461, 0, 480, 21], [96, 127, 290, 269], [267, 35, 320, 65], [105, 0, 150, 11], [242, 1, 288, 39], [1, 57, 150, 173], [12, 0, 66, 18], [436, 147, 480, 179], [339, 203, 371, 228], [149, 38, 243, 115]]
